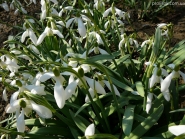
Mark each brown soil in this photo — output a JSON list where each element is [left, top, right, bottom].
[[0, 0, 185, 128]]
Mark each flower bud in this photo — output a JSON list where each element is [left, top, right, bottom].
[[53, 66, 60, 77], [157, 68, 162, 76], [78, 67, 84, 77], [16, 80, 22, 87], [174, 64, 180, 72], [19, 99, 27, 108], [39, 67, 43, 72]]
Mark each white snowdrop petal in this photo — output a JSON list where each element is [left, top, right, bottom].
[[52, 30, 64, 38], [85, 123, 95, 136], [103, 80, 120, 96], [3, 88, 8, 101], [98, 48, 109, 55], [85, 88, 95, 103], [96, 34, 104, 45], [21, 30, 29, 43], [103, 7, 111, 17], [161, 71, 174, 92], [168, 64, 175, 69], [146, 93, 153, 114], [161, 68, 168, 76], [162, 89, 170, 101], [37, 32, 47, 45], [39, 72, 54, 82], [31, 86, 46, 95], [54, 79, 66, 109], [66, 18, 75, 28], [17, 110, 25, 133], [41, 10, 46, 20], [10, 91, 20, 105], [77, 18, 86, 37], [131, 91, 139, 95], [28, 29, 37, 45], [85, 77, 106, 95], [31, 101, 52, 118], [65, 80, 78, 100], [169, 125, 185, 136]]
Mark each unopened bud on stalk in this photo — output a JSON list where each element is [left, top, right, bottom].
[[16, 80, 22, 87], [157, 68, 162, 76], [174, 65, 180, 72], [53, 66, 60, 77], [19, 99, 26, 108], [78, 67, 84, 77], [39, 67, 43, 72]]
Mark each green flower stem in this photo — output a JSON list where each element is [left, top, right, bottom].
[[94, 87, 111, 133]]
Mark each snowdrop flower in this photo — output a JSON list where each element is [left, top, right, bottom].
[[30, 0, 36, 4], [6, 98, 52, 139], [169, 125, 185, 136], [146, 92, 153, 114], [89, 31, 104, 45], [118, 34, 126, 50], [94, 0, 105, 11], [1, 55, 20, 73], [85, 123, 95, 137], [0, 1, 9, 11], [141, 40, 151, 47], [89, 46, 109, 55], [21, 7, 27, 14], [14, 9, 19, 16], [103, 80, 120, 96], [27, 44, 40, 54], [21, 28, 37, 45], [39, 67, 67, 108], [59, 6, 73, 16], [37, 26, 64, 45], [66, 16, 86, 37], [161, 64, 185, 93], [3, 88, 8, 101], [84, 76, 106, 102], [103, 7, 126, 19], [157, 23, 169, 38], [129, 38, 139, 48], [104, 19, 124, 30]]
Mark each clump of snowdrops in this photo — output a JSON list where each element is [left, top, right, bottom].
[[0, 0, 185, 139]]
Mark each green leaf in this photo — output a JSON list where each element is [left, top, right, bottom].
[[29, 126, 72, 137], [70, 110, 91, 133], [80, 134, 118, 139], [110, 77, 134, 92], [127, 104, 164, 139], [135, 81, 145, 97], [0, 127, 25, 136], [153, 26, 161, 57], [109, 54, 130, 69], [122, 105, 135, 136], [86, 54, 114, 62], [170, 108, 185, 113]]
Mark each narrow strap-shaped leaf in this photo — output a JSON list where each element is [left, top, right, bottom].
[[135, 81, 145, 97], [122, 105, 135, 136], [127, 104, 164, 139]]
